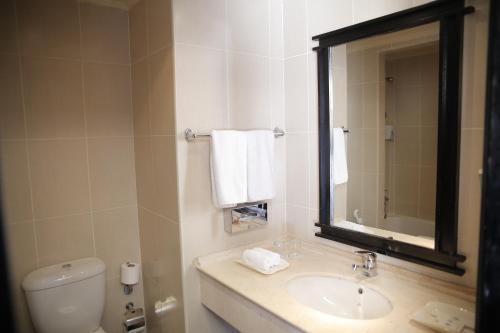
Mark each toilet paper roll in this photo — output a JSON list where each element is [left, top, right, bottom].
[[121, 262, 140, 285]]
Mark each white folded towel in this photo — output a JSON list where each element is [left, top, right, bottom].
[[332, 127, 348, 185], [247, 130, 275, 202], [242, 248, 281, 272], [210, 130, 248, 208], [252, 247, 281, 262]]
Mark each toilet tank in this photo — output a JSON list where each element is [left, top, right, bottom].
[[22, 258, 106, 333]]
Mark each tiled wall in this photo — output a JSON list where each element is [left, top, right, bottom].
[[344, 45, 384, 228], [172, 0, 286, 332], [129, 0, 185, 332], [284, 0, 488, 288], [385, 50, 439, 221], [0, 1, 145, 333]]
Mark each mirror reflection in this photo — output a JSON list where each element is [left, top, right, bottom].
[[330, 22, 439, 249]]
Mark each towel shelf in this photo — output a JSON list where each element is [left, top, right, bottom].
[[184, 127, 286, 142]]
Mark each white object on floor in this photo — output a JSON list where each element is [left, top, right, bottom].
[[241, 248, 281, 273], [236, 257, 289, 275], [411, 301, 475, 333], [247, 130, 275, 202], [210, 130, 248, 208], [332, 127, 348, 185]]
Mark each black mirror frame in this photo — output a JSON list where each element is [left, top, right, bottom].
[[313, 0, 475, 275]]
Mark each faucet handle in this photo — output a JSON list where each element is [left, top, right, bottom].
[[354, 250, 377, 268]]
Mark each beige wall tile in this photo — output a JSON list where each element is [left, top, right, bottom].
[[6, 222, 37, 333], [132, 59, 151, 136], [29, 139, 90, 219], [148, 0, 173, 53], [93, 206, 141, 279], [0, 55, 25, 140], [174, 45, 228, 131], [347, 128, 362, 172], [227, 0, 269, 56], [421, 126, 437, 166], [5, 223, 37, 288], [394, 126, 419, 165], [362, 129, 378, 173], [420, 84, 438, 126], [88, 137, 137, 211], [419, 166, 436, 220], [172, 0, 225, 49], [17, 0, 81, 58], [308, 133, 319, 210], [175, 141, 216, 221], [0, 141, 33, 224], [84, 63, 134, 137], [229, 53, 270, 129], [0, 0, 17, 54], [12, 285, 35, 333], [347, 84, 363, 128], [80, 3, 130, 64], [394, 165, 419, 205], [134, 137, 155, 210], [130, 0, 148, 62], [394, 84, 420, 126], [362, 83, 378, 128], [22, 58, 85, 138], [286, 133, 308, 207], [284, 55, 308, 132], [36, 213, 94, 266], [151, 136, 179, 221], [347, 51, 364, 85], [149, 48, 175, 135], [283, 0, 307, 57], [362, 173, 378, 226], [101, 277, 145, 333], [392, 57, 420, 86]]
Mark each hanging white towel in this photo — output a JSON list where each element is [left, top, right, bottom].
[[332, 127, 348, 185], [247, 130, 275, 202], [210, 130, 248, 208]]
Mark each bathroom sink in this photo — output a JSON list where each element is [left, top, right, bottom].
[[287, 276, 392, 320]]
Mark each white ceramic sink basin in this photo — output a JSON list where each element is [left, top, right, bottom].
[[287, 275, 393, 320]]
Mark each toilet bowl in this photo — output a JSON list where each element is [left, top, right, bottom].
[[22, 257, 107, 333]]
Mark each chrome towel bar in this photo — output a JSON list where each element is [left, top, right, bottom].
[[184, 127, 286, 142]]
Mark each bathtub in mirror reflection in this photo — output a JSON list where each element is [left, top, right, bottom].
[[330, 22, 439, 249]]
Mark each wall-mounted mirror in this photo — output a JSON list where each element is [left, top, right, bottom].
[[313, 0, 475, 275], [332, 22, 440, 250]]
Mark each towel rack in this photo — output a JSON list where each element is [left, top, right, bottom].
[[184, 127, 286, 142]]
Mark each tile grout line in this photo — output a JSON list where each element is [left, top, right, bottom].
[[77, 2, 97, 257], [12, 0, 40, 268]]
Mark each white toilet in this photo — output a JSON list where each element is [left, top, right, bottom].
[[22, 257, 107, 333]]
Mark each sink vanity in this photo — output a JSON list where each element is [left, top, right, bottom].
[[195, 240, 475, 333]]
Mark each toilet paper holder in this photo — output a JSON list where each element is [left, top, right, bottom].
[[121, 262, 140, 295], [123, 302, 145, 333]]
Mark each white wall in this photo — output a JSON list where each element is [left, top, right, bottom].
[[284, 0, 489, 289], [169, 0, 487, 331], [172, 0, 286, 332]]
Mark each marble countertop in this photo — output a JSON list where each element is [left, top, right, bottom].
[[195, 239, 476, 333]]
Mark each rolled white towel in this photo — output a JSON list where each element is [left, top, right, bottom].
[[242, 248, 280, 272], [252, 247, 281, 263]]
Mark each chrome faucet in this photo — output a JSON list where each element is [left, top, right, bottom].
[[352, 250, 378, 277]]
